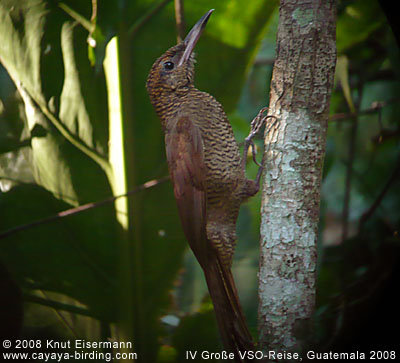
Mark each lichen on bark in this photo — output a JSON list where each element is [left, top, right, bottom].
[[258, 0, 337, 354]]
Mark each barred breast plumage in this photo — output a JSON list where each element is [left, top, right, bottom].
[[146, 9, 259, 361]]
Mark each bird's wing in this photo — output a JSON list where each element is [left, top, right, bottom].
[[165, 115, 208, 267], [166, 116, 254, 358]]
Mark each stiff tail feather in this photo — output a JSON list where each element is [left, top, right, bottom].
[[203, 254, 254, 362]]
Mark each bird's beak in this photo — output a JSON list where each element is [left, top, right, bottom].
[[178, 9, 214, 67]]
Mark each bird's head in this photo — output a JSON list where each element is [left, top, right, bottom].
[[146, 9, 214, 100]]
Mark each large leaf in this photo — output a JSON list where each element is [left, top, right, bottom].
[[0, 0, 111, 202], [336, 0, 385, 54], [0, 184, 119, 320], [0, 0, 127, 345]]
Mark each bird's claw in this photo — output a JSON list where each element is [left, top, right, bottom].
[[245, 137, 261, 167], [242, 107, 278, 169], [249, 107, 279, 138], [249, 107, 269, 137]]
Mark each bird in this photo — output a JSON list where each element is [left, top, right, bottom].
[[146, 9, 266, 360]]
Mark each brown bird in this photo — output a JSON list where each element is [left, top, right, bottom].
[[147, 9, 264, 360]]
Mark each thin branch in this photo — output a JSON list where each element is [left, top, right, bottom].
[[371, 128, 400, 144], [0, 176, 169, 240], [39, 290, 80, 338], [329, 98, 400, 123], [90, 0, 98, 23], [359, 156, 400, 231], [174, 0, 185, 42], [341, 115, 358, 243], [341, 83, 363, 243], [58, 2, 93, 32], [23, 293, 96, 319], [128, 0, 173, 38]]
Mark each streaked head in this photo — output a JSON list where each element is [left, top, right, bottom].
[[146, 10, 214, 97]]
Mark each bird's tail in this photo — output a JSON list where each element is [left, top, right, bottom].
[[203, 255, 254, 362]]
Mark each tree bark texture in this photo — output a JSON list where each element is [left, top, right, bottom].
[[258, 0, 336, 354]]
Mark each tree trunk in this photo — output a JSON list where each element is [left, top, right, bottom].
[[258, 0, 337, 354]]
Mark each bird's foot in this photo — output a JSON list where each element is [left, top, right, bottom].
[[242, 107, 278, 170]]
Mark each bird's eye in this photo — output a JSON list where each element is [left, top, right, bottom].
[[163, 61, 174, 70]]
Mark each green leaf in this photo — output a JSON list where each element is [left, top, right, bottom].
[[0, 184, 119, 320], [336, 0, 385, 54], [336, 55, 356, 113]]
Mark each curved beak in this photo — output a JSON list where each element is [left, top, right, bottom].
[[178, 9, 214, 67]]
